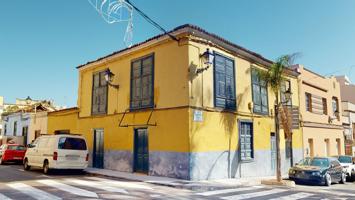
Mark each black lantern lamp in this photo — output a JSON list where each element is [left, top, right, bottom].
[[197, 48, 214, 74], [104, 68, 119, 89]]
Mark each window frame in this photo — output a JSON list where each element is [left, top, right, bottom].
[[251, 68, 269, 115], [130, 53, 155, 110], [281, 80, 292, 106], [322, 98, 327, 115], [213, 52, 236, 110], [332, 96, 339, 119], [305, 92, 312, 112], [91, 69, 109, 115], [239, 120, 254, 162], [13, 121, 17, 136]]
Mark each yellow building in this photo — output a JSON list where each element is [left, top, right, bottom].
[[48, 24, 303, 180], [293, 65, 344, 157]]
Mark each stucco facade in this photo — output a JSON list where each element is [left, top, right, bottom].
[[48, 24, 303, 180], [293, 65, 344, 157]]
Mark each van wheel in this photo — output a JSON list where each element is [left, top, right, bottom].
[[24, 159, 30, 170], [340, 173, 346, 184], [43, 161, 50, 174], [325, 173, 332, 186]]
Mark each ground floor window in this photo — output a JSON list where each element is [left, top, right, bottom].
[[239, 121, 253, 161], [285, 140, 292, 159]]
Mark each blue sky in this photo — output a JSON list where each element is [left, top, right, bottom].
[[1, 0, 355, 107]]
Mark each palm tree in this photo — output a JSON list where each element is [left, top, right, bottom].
[[257, 54, 296, 182]]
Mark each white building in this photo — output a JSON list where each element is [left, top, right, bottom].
[[1, 102, 56, 145]]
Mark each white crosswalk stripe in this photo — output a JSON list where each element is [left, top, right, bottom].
[[0, 193, 12, 200], [221, 188, 287, 200], [66, 179, 129, 194], [196, 186, 264, 196], [269, 192, 314, 200], [37, 179, 98, 198], [87, 177, 153, 190], [7, 183, 62, 200]]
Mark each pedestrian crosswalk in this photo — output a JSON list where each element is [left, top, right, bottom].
[[0, 177, 161, 200], [0, 177, 354, 200], [195, 185, 354, 200]]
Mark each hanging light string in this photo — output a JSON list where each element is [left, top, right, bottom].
[[125, 0, 179, 42]]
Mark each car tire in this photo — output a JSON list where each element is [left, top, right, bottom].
[[43, 161, 50, 174], [325, 173, 331, 186], [24, 159, 30, 171], [340, 173, 346, 184]]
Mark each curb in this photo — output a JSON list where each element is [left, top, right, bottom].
[[261, 179, 296, 187]]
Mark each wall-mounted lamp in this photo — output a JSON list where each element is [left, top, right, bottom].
[[196, 48, 214, 74], [104, 68, 120, 89]]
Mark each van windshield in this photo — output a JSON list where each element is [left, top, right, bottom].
[[58, 137, 87, 150]]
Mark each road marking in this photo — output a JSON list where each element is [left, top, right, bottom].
[[87, 177, 153, 190], [0, 193, 12, 200], [66, 179, 128, 194], [37, 179, 98, 198], [7, 183, 62, 200], [269, 192, 314, 200], [221, 188, 287, 200], [196, 186, 264, 196]]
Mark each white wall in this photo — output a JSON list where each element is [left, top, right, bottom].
[[2, 112, 31, 144]]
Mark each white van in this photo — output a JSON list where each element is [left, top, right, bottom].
[[24, 134, 89, 174]]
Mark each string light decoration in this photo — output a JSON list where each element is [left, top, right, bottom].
[[88, 0, 134, 47]]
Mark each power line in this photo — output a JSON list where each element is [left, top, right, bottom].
[[125, 0, 179, 42]]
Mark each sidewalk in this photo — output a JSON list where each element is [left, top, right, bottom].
[[85, 168, 282, 189]]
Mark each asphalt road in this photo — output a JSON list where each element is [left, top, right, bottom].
[[0, 164, 355, 200]]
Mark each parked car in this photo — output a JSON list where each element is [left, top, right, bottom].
[[333, 155, 355, 181], [289, 157, 346, 186], [23, 134, 89, 174], [0, 144, 26, 165]]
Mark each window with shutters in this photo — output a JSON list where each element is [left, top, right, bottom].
[[332, 97, 339, 119], [322, 98, 327, 115], [281, 80, 292, 106], [213, 53, 236, 110], [92, 70, 108, 115], [240, 121, 254, 161], [305, 93, 312, 112], [130, 54, 154, 109], [251, 69, 268, 114], [13, 121, 17, 135]]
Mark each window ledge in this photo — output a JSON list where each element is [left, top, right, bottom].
[[240, 159, 254, 163]]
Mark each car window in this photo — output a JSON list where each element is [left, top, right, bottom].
[[58, 137, 87, 150], [338, 156, 352, 163], [7, 145, 25, 150]]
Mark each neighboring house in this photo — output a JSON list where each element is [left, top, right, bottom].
[[336, 76, 355, 156], [1, 102, 56, 145], [293, 65, 344, 157], [48, 24, 302, 181]]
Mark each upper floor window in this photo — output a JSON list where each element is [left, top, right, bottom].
[[252, 69, 268, 114], [322, 98, 327, 115], [92, 70, 108, 115], [332, 97, 339, 118], [130, 54, 154, 109], [281, 80, 292, 106], [214, 53, 236, 110], [305, 93, 312, 112], [4, 124, 7, 135]]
